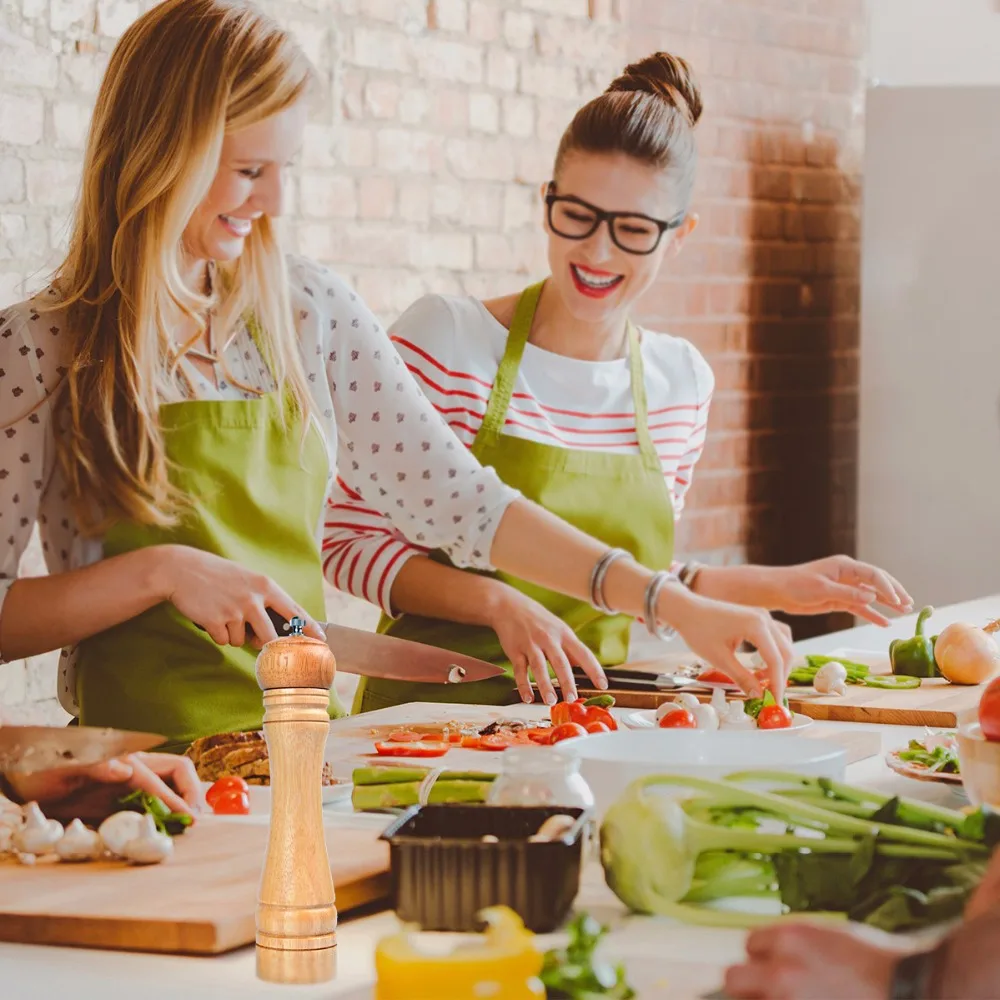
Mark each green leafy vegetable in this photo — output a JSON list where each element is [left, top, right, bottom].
[[118, 789, 192, 836], [599, 770, 992, 931], [898, 739, 960, 774], [540, 913, 635, 1000]]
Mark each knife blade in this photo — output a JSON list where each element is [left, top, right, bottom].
[[0, 725, 166, 775], [264, 610, 506, 685]]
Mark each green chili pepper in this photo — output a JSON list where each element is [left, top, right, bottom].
[[584, 694, 615, 708], [888, 607, 939, 678]]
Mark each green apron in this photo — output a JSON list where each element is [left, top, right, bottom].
[[76, 331, 344, 751], [354, 281, 675, 713]]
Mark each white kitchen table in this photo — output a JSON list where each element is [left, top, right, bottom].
[[1, 598, 993, 1000]]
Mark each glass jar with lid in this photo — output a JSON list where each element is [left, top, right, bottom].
[[486, 745, 595, 810]]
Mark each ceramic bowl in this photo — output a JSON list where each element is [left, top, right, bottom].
[[956, 722, 1000, 807], [552, 729, 846, 819]]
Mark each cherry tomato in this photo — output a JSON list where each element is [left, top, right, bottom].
[[549, 722, 588, 743], [211, 789, 250, 815], [206, 775, 249, 808], [550, 701, 588, 727], [374, 741, 450, 757], [658, 708, 697, 729], [979, 677, 1000, 741], [585, 721, 610, 734], [757, 705, 793, 730], [583, 706, 618, 731]]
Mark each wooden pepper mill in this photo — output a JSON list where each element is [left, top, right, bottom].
[[255, 616, 337, 984]]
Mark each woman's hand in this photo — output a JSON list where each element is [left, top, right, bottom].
[[6, 752, 206, 820], [724, 923, 900, 1000], [759, 556, 913, 625], [487, 586, 608, 705], [659, 586, 795, 701], [156, 545, 324, 648]]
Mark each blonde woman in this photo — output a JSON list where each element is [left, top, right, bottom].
[[0, 0, 795, 750]]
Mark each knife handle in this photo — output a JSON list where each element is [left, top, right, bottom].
[[193, 609, 295, 643]]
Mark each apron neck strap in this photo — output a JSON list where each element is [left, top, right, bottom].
[[476, 282, 659, 465]]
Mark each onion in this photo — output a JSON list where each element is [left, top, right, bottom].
[[935, 623, 1000, 685]]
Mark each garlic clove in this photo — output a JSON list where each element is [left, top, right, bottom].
[[55, 819, 104, 862], [121, 813, 173, 865], [13, 802, 63, 855], [98, 811, 145, 858]]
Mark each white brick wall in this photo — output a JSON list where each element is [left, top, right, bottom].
[[0, 0, 628, 723]]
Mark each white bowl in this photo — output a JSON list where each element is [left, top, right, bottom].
[[553, 730, 847, 819]]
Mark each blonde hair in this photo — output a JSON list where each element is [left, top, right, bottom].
[[555, 52, 703, 215], [50, 0, 316, 534]]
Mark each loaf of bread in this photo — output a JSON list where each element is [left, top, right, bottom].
[[185, 730, 336, 786]]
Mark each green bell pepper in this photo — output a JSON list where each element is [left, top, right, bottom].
[[888, 606, 939, 678]]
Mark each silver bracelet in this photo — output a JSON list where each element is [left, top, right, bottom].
[[678, 560, 704, 590], [644, 570, 678, 640], [590, 547, 631, 613]]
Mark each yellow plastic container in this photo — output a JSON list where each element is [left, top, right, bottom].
[[374, 906, 546, 1000]]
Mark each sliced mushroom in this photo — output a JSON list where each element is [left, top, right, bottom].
[[121, 813, 173, 865], [12, 802, 62, 855], [55, 819, 104, 862], [529, 814, 577, 843]]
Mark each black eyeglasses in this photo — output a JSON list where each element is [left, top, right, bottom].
[[544, 182, 684, 256]]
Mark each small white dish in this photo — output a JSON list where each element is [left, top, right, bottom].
[[621, 709, 814, 733]]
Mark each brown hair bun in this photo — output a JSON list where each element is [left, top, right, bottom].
[[607, 52, 703, 128]]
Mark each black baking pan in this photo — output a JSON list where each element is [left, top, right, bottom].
[[380, 803, 588, 932]]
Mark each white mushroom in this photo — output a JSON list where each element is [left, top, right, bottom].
[[121, 813, 173, 865], [97, 810, 145, 858], [0, 825, 13, 854], [710, 688, 728, 718], [0, 793, 22, 826], [691, 704, 719, 731], [672, 693, 701, 711], [529, 814, 577, 843], [55, 819, 104, 862], [814, 661, 848, 696], [12, 802, 62, 855], [719, 700, 755, 731]]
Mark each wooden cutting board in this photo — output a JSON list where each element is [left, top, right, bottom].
[[0, 819, 390, 955], [585, 677, 984, 728]]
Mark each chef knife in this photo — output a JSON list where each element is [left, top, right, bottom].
[[260, 609, 506, 685], [0, 725, 166, 775]]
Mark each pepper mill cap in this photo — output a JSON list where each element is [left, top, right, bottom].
[[255, 617, 336, 692]]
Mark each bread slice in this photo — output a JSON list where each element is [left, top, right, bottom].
[[186, 729, 262, 770]]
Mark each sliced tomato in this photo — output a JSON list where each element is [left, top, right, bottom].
[[374, 741, 450, 757], [698, 668, 736, 685], [460, 735, 484, 750], [756, 705, 793, 730], [585, 721, 610, 734], [386, 729, 425, 742], [583, 706, 618, 731], [526, 728, 553, 745], [445, 730, 465, 744], [658, 708, 697, 729], [477, 733, 514, 750], [206, 775, 249, 808], [549, 722, 588, 744]]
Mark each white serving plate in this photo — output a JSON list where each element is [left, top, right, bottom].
[[553, 729, 846, 819], [621, 709, 814, 733]]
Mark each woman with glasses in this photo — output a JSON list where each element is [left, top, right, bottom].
[[328, 51, 911, 714]]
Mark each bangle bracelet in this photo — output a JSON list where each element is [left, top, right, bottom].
[[678, 560, 704, 590], [644, 570, 678, 640], [590, 548, 630, 613]]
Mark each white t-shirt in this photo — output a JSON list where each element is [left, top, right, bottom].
[[324, 292, 715, 614]]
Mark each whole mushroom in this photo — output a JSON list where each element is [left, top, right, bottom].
[[121, 813, 173, 865], [12, 802, 62, 856], [56, 819, 104, 862], [98, 811, 145, 859]]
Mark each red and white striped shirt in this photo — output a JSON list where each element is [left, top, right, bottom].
[[324, 293, 715, 614]]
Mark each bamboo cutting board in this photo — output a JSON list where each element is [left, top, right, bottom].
[[0, 819, 390, 955]]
